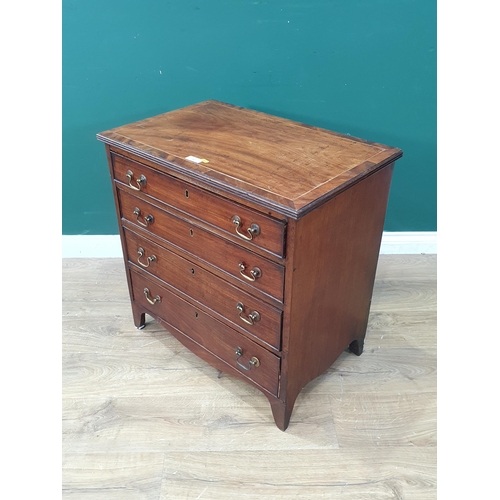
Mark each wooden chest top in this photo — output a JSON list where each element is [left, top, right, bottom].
[[97, 100, 402, 217]]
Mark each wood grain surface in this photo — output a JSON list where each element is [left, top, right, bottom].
[[128, 268, 281, 396], [62, 254, 436, 499], [122, 227, 283, 350], [97, 101, 402, 217], [118, 187, 285, 301], [276, 163, 394, 429], [112, 152, 286, 256]]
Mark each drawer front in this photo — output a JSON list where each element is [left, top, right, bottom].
[[118, 188, 285, 302], [130, 269, 280, 396], [123, 228, 282, 349], [113, 153, 286, 257]]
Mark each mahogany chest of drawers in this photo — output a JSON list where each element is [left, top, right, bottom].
[[97, 100, 402, 430]]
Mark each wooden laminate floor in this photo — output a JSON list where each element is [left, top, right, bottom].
[[62, 255, 437, 499]]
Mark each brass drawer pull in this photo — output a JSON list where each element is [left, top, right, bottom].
[[236, 302, 260, 325], [232, 216, 260, 241], [137, 247, 156, 268], [143, 287, 161, 305], [238, 262, 261, 282], [126, 170, 147, 191], [235, 347, 260, 371], [133, 207, 154, 227]]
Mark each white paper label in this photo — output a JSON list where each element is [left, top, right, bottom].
[[185, 155, 209, 164]]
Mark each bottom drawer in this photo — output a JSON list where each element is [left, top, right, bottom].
[[129, 269, 280, 396]]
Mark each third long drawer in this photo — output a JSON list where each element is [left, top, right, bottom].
[[123, 227, 283, 350]]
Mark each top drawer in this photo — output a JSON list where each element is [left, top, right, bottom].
[[112, 153, 286, 257]]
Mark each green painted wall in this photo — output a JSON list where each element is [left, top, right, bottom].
[[63, 0, 436, 234]]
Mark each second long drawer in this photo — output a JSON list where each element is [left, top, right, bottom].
[[118, 187, 285, 302], [123, 227, 282, 350]]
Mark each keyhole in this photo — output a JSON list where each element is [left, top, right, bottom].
[[185, 190, 189, 198], [194, 312, 199, 318], [189, 229, 194, 237], [190, 268, 195, 275]]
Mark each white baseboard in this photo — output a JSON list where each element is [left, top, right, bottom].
[[379, 231, 437, 255], [62, 235, 123, 258], [62, 232, 436, 258]]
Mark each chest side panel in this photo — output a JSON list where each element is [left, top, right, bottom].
[[280, 164, 395, 403]]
